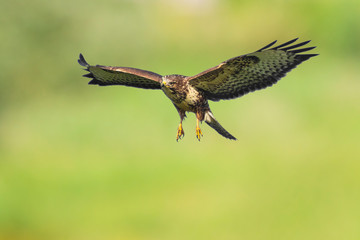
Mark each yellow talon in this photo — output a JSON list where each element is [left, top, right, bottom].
[[196, 127, 203, 141], [195, 117, 203, 141], [176, 123, 185, 141]]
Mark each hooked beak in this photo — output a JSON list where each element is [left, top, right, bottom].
[[161, 80, 168, 88]]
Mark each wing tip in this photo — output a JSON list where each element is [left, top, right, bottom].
[[88, 79, 106, 86], [257, 38, 318, 56], [79, 60, 105, 86], [270, 38, 300, 50], [256, 40, 278, 52], [296, 53, 319, 61], [289, 46, 316, 54], [78, 53, 89, 67], [278, 39, 317, 55], [82, 73, 93, 78]]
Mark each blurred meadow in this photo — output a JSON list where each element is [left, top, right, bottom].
[[1, 0, 360, 239]]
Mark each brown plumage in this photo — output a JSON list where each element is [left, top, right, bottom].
[[78, 38, 318, 141]]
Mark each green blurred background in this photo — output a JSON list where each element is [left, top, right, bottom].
[[1, 0, 360, 239]]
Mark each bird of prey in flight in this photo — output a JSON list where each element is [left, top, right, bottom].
[[78, 38, 317, 141]]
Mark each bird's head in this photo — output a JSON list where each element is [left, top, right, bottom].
[[161, 75, 178, 92], [161, 75, 187, 101]]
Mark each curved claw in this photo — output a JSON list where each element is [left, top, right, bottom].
[[176, 123, 185, 141]]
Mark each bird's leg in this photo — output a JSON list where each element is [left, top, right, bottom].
[[195, 114, 203, 141], [176, 109, 186, 141], [176, 121, 185, 141]]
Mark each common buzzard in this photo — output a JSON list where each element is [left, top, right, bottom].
[[78, 38, 317, 141]]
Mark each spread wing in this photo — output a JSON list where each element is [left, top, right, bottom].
[[187, 38, 318, 101], [78, 54, 162, 89]]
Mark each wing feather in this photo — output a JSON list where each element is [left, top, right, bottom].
[[256, 40, 278, 51], [78, 54, 162, 89], [187, 39, 318, 101], [269, 38, 298, 50]]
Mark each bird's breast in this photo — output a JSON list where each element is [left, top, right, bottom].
[[162, 82, 208, 112], [174, 87, 207, 112]]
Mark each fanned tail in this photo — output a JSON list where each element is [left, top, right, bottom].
[[204, 111, 237, 140]]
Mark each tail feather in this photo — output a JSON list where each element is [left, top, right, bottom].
[[204, 111, 237, 140]]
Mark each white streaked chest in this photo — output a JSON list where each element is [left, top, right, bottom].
[[174, 86, 202, 111]]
